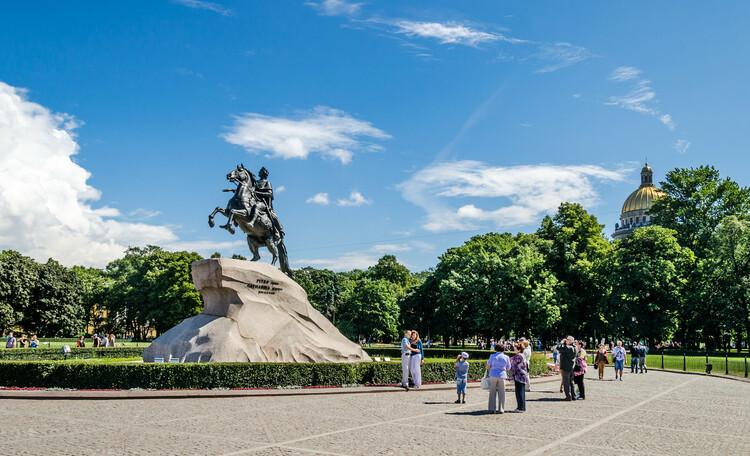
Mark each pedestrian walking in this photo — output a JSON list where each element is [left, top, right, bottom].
[[638, 342, 648, 373], [455, 352, 470, 404], [558, 336, 577, 401], [594, 344, 609, 380], [510, 343, 528, 412], [629, 342, 639, 373], [612, 340, 627, 381], [485, 343, 511, 414]]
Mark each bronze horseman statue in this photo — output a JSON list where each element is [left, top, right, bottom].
[[208, 164, 293, 277]]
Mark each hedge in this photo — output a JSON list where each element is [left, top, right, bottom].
[[0, 360, 493, 389], [0, 347, 145, 361], [0, 355, 550, 389]]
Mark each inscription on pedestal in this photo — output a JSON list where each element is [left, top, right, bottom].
[[247, 278, 283, 295]]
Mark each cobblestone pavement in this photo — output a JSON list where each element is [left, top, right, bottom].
[[2, 370, 749, 456]]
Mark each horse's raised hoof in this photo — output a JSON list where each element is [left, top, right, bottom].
[[220, 224, 235, 234], [208, 218, 215, 228]]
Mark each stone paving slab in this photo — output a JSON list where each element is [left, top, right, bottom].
[[1, 371, 748, 456]]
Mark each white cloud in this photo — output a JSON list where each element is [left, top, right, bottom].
[[294, 243, 413, 271], [675, 139, 691, 154], [276, 185, 286, 193], [294, 251, 381, 271], [306, 193, 330, 205], [531, 42, 595, 73], [397, 160, 628, 232], [0, 81, 178, 267], [337, 191, 370, 206], [165, 239, 246, 256], [129, 208, 161, 220], [222, 106, 390, 164], [609, 66, 641, 82], [306, 0, 362, 17], [606, 66, 675, 130], [391, 20, 524, 47], [173, 0, 232, 16], [371, 244, 412, 253]]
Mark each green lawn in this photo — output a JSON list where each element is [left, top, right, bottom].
[[584, 353, 749, 378], [38, 340, 150, 349]]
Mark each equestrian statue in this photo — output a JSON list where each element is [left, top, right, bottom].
[[208, 164, 293, 277]]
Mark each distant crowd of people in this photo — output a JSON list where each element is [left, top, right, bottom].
[[3, 331, 119, 348], [4, 332, 39, 348], [86, 333, 117, 347]]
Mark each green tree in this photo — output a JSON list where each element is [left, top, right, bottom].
[[294, 267, 353, 323], [608, 226, 694, 345], [26, 259, 86, 336], [537, 203, 613, 340], [705, 216, 750, 350], [365, 255, 416, 294], [135, 250, 204, 336], [72, 266, 109, 334], [0, 250, 37, 333], [103, 245, 162, 338], [649, 165, 750, 256], [338, 278, 399, 341]]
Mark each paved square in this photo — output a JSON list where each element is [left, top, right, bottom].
[[1, 371, 749, 455]]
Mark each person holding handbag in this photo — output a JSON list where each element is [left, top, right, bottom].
[[485, 343, 511, 414], [510, 343, 529, 412], [573, 342, 588, 399], [594, 344, 609, 380]]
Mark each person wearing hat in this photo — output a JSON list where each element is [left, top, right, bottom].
[[558, 336, 578, 401], [455, 352, 470, 403]]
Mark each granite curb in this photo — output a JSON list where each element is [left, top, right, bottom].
[[0, 375, 562, 400]]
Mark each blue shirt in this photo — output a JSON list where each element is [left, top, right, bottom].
[[487, 352, 511, 378], [456, 360, 469, 380], [401, 337, 410, 354], [613, 346, 627, 361], [413, 340, 423, 358]]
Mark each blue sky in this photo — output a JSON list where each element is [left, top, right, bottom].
[[1, 1, 749, 271]]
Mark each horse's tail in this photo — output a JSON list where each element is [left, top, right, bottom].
[[278, 240, 294, 278]]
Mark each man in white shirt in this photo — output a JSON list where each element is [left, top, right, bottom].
[[612, 340, 627, 381], [401, 330, 416, 389]]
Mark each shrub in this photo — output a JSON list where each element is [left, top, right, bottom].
[[0, 359, 495, 389], [0, 353, 552, 389], [0, 347, 144, 361]]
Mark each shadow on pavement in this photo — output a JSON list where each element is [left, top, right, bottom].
[[444, 410, 494, 416]]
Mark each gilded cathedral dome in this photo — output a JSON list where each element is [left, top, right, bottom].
[[621, 185, 664, 213], [612, 162, 664, 240]]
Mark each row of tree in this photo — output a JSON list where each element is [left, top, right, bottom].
[[0, 246, 202, 338], [298, 166, 750, 350], [1, 165, 748, 350]]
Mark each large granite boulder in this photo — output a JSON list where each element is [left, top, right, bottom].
[[143, 258, 371, 363]]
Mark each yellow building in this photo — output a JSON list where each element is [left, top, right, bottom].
[[612, 163, 665, 240]]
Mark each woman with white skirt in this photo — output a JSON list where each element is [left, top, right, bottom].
[[409, 331, 424, 388]]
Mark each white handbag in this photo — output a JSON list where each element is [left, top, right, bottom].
[[480, 370, 490, 390]]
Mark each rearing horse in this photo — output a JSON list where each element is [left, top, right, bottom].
[[208, 164, 293, 277]]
